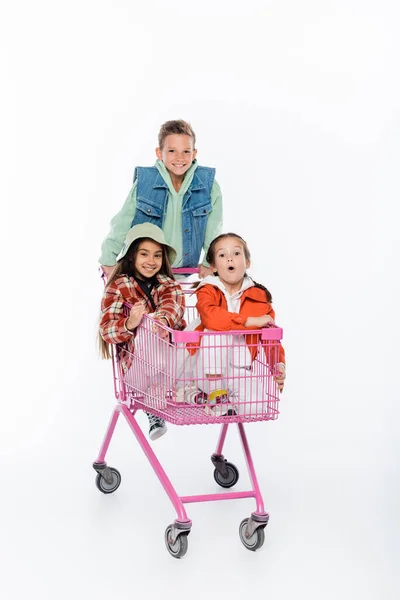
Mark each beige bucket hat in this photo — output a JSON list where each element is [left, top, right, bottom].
[[116, 223, 177, 264]]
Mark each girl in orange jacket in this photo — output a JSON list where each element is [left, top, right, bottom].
[[192, 232, 286, 416]]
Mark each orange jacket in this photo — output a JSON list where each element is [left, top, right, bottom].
[[191, 283, 285, 364]]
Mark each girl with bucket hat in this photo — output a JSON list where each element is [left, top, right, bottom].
[[99, 223, 186, 440]]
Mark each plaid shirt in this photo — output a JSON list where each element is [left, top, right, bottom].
[[100, 273, 186, 372]]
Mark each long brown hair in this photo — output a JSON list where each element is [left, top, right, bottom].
[[99, 237, 175, 359], [205, 232, 273, 303]]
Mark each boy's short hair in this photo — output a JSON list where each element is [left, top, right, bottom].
[[158, 119, 196, 149]]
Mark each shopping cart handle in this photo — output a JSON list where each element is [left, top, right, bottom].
[[261, 326, 283, 340], [171, 326, 283, 342], [101, 266, 197, 281], [172, 268, 199, 275]]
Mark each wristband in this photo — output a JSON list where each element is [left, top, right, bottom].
[[124, 318, 135, 334]]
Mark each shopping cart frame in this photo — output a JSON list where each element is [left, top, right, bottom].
[[94, 268, 283, 557]]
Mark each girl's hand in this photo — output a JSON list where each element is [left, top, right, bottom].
[[262, 314, 275, 327], [274, 363, 286, 392], [152, 317, 170, 339], [245, 314, 275, 328], [126, 303, 146, 331], [198, 264, 214, 279]]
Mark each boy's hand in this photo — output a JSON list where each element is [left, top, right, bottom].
[[101, 265, 115, 279], [198, 264, 213, 279], [126, 303, 146, 331], [274, 363, 286, 392]]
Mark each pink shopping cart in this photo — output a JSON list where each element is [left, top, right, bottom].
[[94, 269, 283, 558]]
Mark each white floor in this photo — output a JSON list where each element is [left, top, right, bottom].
[[2, 361, 398, 600], [2, 2, 400, 597]]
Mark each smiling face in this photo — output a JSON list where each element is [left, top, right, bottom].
[[133, 239, 163, 279], [211, 236, 250, 294], [156, 134, 197, 179]]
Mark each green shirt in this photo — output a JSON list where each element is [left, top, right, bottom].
[[99, 159, 223, 268]]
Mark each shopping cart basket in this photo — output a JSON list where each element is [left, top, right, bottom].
[[94, 269, 283, 557]]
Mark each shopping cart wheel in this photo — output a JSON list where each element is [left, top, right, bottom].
[[239, 518, 265, 551], [213, 461, 239, 488], [165, 525, 189, 559], [95, 467, 121, 494]]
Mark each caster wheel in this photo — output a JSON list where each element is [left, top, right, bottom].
[[213, 462, 239, 488], [239, 518, 265, 551], [95, 467, 121, 494], [165, 525, 189, 559]]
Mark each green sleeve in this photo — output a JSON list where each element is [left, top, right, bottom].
[[201, 179, 223, 266], [99, 182, 138, 266]]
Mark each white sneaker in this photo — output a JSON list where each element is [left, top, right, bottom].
[[204, 390, 236, 417], [147, 413, 168, 440], [176, 384, 207, 404]]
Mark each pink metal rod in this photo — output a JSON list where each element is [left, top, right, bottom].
[[95, 408, 121, 464], [102, 265, 199, 278], [197, 326, 283, 338], [119, 405, 191, 525], [180, 491, 255, 504], [237, 422, 267, 516], [215, 423, 229, 456], [112, 345, 127, 403], [172, 268, 199, 274], [171, 326, 283, 343], [111, 345, 119, 400]]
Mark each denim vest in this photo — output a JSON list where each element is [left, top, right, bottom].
[[131, 165, 215, 267]]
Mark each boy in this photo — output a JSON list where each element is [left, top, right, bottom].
[[99, 119, 223, 278]]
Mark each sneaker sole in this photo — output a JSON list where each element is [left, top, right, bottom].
[[149, 425, 168, 441], [204, 404, 236, 417]]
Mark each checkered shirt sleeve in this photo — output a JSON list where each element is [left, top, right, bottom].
[[99, 278, 138, 344], [152, 275, 186, 329]]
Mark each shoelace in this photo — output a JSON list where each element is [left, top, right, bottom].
[[148, 414, 163, 426]]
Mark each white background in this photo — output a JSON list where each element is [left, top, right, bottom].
[[1, 0, 399, 598]]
